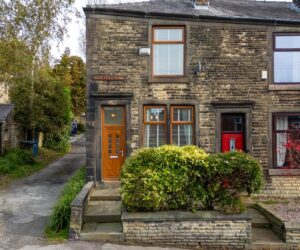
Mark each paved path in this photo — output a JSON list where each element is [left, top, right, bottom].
[[0, 135, 182, 250], [0, 135, 86, 250]]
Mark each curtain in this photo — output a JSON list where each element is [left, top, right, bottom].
[[276, 116, 288, 167]]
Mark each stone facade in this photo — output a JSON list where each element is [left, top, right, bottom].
[[85, 10, 300, 196], [122, 211, 251, 249]]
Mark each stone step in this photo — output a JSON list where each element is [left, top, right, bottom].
[[98, 181, 121, 189], [84, 201, 121, 223], [80, 222, 124, 242], [248, 208, 271, 228], [90, 188, 121, 201], [248, 228, 287, 250]]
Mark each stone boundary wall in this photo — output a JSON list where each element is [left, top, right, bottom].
[[256, 204, 300, 250], [122, 210, 251, 249], [69, 181, 94, 240]]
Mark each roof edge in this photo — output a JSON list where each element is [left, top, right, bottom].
[[83, 7, 300, 26]]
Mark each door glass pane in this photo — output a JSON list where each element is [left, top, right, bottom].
[[153, 44, 184, 75], [276, 36, 300, 49], [154, 29, 183, 41], [146, 108, 165, 122], [173, 108, 192, 122], [221, 114, 244, 132], [104, 107, 124, 125], [143, 124, 166, 147], [274, 52, 300, 83], [172, 124, 193, 146]]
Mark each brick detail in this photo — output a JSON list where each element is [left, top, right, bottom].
[[123, 220, 251, 249], [260, 177, 300, 198]]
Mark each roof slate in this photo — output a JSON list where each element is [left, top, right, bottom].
[[85, 0, 300, 23], [0, 104, 14, 123]]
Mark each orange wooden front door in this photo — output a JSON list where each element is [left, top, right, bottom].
[[101, 106, 126, 181]]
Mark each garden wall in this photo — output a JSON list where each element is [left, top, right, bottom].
[[122, 210, 251, 249]]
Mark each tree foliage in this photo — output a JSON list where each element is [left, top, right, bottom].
[[0, 0, 78, 139], [53, 53, 86, 118]]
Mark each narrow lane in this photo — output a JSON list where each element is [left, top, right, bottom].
[[0, 135, 86, 250]]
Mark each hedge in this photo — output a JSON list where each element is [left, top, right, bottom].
[[121, 145, 263, 213]]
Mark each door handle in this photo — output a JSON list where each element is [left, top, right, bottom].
[[119, 150, 124, 157]]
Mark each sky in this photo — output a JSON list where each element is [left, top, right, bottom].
[[52, 0, 293, 61]]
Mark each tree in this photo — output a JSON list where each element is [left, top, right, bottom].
[[0, 0, 77, 139], [10, 67, 71, 135], [53, 52, 86, 119]]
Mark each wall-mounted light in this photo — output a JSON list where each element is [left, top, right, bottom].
[[194, 60, 202, 75]]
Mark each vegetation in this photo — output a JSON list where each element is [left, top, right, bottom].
[[43, 128, 71, 153], [0, 148, 61, 188], [52, 53, 86, 119], [121, 146, 263, 213], [0, 0, 81, 143], [46, 167, 85, 240]]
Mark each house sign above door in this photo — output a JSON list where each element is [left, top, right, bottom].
[[92, 75, 125, 81]]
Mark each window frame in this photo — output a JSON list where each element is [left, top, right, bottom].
[[273, 33, 300, 85], [170, 106, 195, 145], [143, 105, 195, 147], [272, 112, 300, 168], [143, 105, 167, 147], [152, 26, 186, 78]]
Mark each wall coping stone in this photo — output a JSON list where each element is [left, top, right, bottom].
[[71, 181, 94, 207], [122, 210, 252, 222], [269, 169, 300, 176]]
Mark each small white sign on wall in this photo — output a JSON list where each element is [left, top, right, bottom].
[[261, 70, 268, 80], [139, 48, 151, 56]]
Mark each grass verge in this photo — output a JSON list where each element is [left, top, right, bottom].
[[0, 148, 62, 189], [45, 166, 85, 240]]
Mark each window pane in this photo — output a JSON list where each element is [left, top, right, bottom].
[[274, 52, 300, 83], [154, 29, 183, 41], [104, 107, 123, 125], [154, 44, 184, 75], [276, 36, 300, 49], [144, 124, 166, 147], [172, 124, 193, 146], [274, 115, 300, 168], [221, 114, 244, 132], [146, 108, 165, 122], [173, 108, 192, 122]]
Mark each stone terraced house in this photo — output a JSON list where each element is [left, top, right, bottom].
[[85, 0, 300, 197]]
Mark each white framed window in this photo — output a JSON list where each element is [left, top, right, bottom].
[[152, 27, 185, 77], [274, 34, 300, 84]]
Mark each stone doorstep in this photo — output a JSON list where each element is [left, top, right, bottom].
[[84, 200, 122, 223], [80, 222, 124, 242]]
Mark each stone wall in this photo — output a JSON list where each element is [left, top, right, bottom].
[[85, 13, 300, 194], [122, 211, 251, 249]]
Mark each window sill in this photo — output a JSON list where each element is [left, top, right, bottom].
[[148, 77, 189, 84], [269, 84, 300, 91], [269, 168, 300, 176]]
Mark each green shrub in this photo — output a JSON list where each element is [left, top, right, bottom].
[[47, 167, 85, 234], [43, 127, 70, 153], [0, 148, 35, 174], [204, 152, 263, 212], [121, 145, 208, 211], [77, 123, 85, 133], [121, 147, 263, 214]]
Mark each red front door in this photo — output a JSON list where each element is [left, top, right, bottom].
[[221, 114, 245, 153]]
